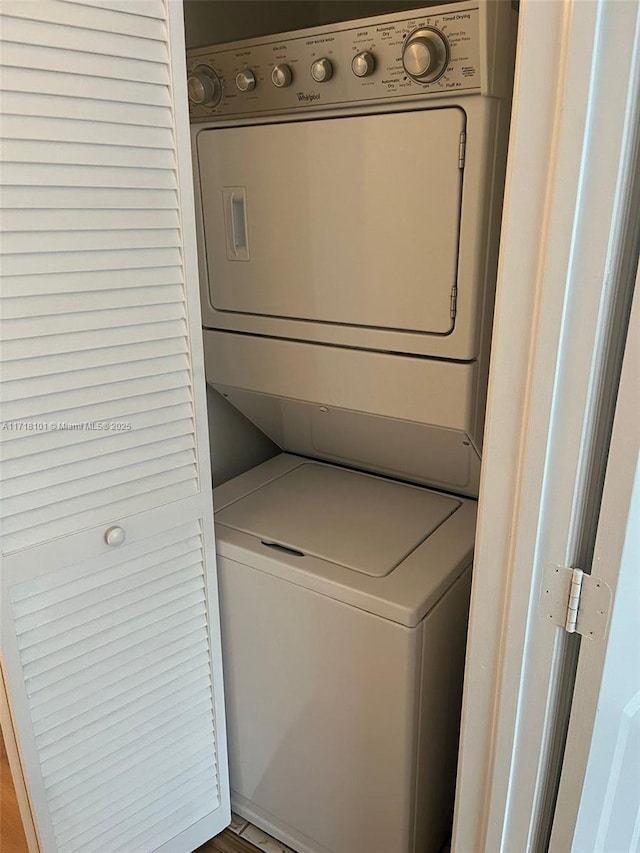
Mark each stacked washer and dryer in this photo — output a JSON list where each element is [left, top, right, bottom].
[[187, 4, 516, 852]]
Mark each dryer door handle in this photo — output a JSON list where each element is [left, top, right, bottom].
[[224, 186, 249, 261]]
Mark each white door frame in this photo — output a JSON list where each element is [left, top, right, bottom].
[[549, 272, 640, 852], [453, 0, 640, 850]]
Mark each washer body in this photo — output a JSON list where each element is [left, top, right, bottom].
[[214, 454, 475, 853]]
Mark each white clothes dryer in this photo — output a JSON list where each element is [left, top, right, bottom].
[[190, 0, 516, 497]]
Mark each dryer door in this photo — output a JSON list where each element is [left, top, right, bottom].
[[197, 107, 465, 339]]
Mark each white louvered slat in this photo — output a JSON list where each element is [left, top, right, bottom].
[[3, 335, 185, 380], [11, 483, 202, 557], [6, 522, 221, 852], [13, 522, 200, 596], [3, 186, 177, 210], [59, 0, 166, 19], [3, 402, 193, 456], [2, 284, 184, 319], [2, 395, 192, 447], [4, 355, 189, 401], [29, 607, 208, 698], [35, 636, 208, 737], [3, 161, 175, 187], [1, 0, 167, 41], [57, 757, 214, 849], [29, 631, 209, 721], [30, 615, 207, 706], [1, 265, 183, 295], [0, 66, 170, 106], [3, 227, 180, 253], [25, 597, 206, 686], [46, 730, 212, 820], [3, 467, 198, 535], [36, 651, 210, 748], [1, 3, 230, 850], [2, 435, 192, 498], [20, 578, 206, 668], [2, 114, 173, 147], [1, 365, 190, 415], [57, 753, 215, 850], [1, 246, 181, 276], [0, 41, 169, 84], [40, 683, 212, 781], [3, 366, 188, 419], [37, 678, 212, 785], [81, 778, 215, 853], [3, 322, 186, 368], [13, 530, 203, 613], [4, 449, 196, 522], [0, 138, 175, 168], [0, 207, 178, 232], [1, 410, 194, 470], [17, 551, 203, 639], [127, 791, 220, 853], [1, 14, 168, 62], [2, 91, 172, 127], [2, 301, 184, 338]]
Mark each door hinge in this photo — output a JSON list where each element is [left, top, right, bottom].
[[450, 285, 457, 319], [541, 564, 612, 640], [459, 132, 466, 169]]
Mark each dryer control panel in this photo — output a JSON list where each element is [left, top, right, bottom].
[[187, 4, 482, 121]]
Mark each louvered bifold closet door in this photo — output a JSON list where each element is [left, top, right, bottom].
[[0, 0, 202, 554], [0, 2, 230, 851]]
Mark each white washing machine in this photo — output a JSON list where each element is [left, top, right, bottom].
[[214, 454, 475, 853], [188, 3, 515, 851]]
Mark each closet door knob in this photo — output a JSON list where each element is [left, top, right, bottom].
[[105, 526, 126, 547]]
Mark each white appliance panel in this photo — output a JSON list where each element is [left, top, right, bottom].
[[214, 455, 476, 628], [215, 462, 460, 577], [204, 329, 483, 495], [187, 5, 484, 122], [198, 108, 464, 335]]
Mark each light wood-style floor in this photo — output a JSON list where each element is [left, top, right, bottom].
[[198, 829, 262, 853], [1, 726, 29, 853]]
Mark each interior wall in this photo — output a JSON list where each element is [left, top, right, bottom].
[[314, 0, 438, 25], [183, 0, 440, 49], [183, 0, 323, 48], [206, 386, 279, 488]]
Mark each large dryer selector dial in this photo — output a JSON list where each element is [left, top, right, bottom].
[[187, 65, 222, 107], [402, 28, 449, 83]]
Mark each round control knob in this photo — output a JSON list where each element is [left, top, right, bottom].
[[187, 65, 222, 107], [311, 57, 333, 83], [104, 526, 126, 547], [235, 69, 256, 92], [352, 51, 375, 78], [272, 64, 293, 88], [402, 28, 449, 83]]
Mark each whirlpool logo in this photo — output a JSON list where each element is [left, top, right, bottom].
[[296, 92, 321, 102]]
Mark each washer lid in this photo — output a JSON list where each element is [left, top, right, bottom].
[[214, 462, 460, 577]]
